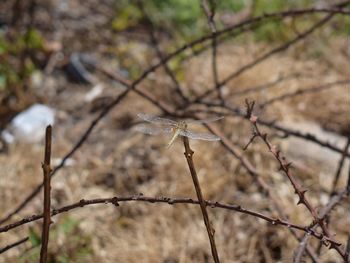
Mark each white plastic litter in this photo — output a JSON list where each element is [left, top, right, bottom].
[[2, 104, 55, 144]]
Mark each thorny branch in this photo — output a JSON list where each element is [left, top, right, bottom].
[[201, 100, 350, 157], [244, 100, 348, 260], [203, 121, 320, 262], [0, 194, 342, 247], [296, 163, 350, 261]]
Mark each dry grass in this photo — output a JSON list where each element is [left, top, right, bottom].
[[1, 12, 350, 263]]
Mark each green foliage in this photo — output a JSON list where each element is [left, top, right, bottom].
[[148, 0, 203, 38], [111, 0, 322, 45], [112, 4, 142, 31], [110, 0, 350, 78], [331, 15, 350, 36], [20, 217, 93, 263], [28, 227, 41, 247], [252, 0, 290, 42], [216, 0, 245, 12], [0, 28, 44, 94], [25, 28, 44, 50], [0, 28, 44, 55], [251, 0, 324, 42]]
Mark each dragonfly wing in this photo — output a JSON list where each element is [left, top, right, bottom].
[[137, 113, 177, 126], [135, 125, 172, 135], [179, 130, 221, 141], [186, 116, 224, 124]]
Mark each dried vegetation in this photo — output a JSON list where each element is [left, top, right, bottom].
[[1, 0, 350, 262]]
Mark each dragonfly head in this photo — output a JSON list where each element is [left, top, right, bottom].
[[177, 121, 187, 130]]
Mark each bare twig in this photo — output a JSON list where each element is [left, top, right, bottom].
[[0, 194, 340, 246], [0, 237, 29, 254], [296, 185, 350, 262], [346, 237, 350, 262], [259, 80, 350, 109], [244, 100, 347, 260], [201, 100, 350, 157], [230, 73, 304, 97], [183, 136, 220, 263], [347, 163, 350, 193], [332, 138, 350, 192], [201, 0, 222, 102], [40, 125, 52, 263], [294, 234, 311, 263]]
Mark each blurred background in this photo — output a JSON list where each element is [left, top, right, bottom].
[[1, 0, 350, 262]]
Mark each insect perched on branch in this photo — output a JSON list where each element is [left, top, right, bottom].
[[136, 113, 223, 148]]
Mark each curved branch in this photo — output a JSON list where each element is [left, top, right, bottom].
[[0, 194, 339, 247]]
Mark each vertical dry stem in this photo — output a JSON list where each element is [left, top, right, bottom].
[[201, 0, 222, 102], [40, 125, 52, 263], [183, 137, 220, 263], [332, 138, 350, 192]]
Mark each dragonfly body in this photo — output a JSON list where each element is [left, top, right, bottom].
[[136, 113, 222, 148], [166, 120, 187, 148]]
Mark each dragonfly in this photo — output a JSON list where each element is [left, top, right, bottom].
[[136, 113, 223, 148]]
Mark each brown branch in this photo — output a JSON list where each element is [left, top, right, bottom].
[[346, 237, 350, 262], [294, 234, 311, 263], [347, 164, 350, 193], [332, 138, 350, 192], [201, 0, 222, 102], [295, 163, 350, 259], [230, 72, 304, 97], [294, 186, 350, 262], [200, 100, 350, 157], [0, 237, 29, 254], [259, 80, 350, 109], [244, 100, 347, 260], [0, 194, 339, 247], [320, 189, 349, 221], [182, 136, 220, 263], [39, 125, 52, 263]]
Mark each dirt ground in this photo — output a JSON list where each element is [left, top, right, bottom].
[[1, 1, 350, 262]]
